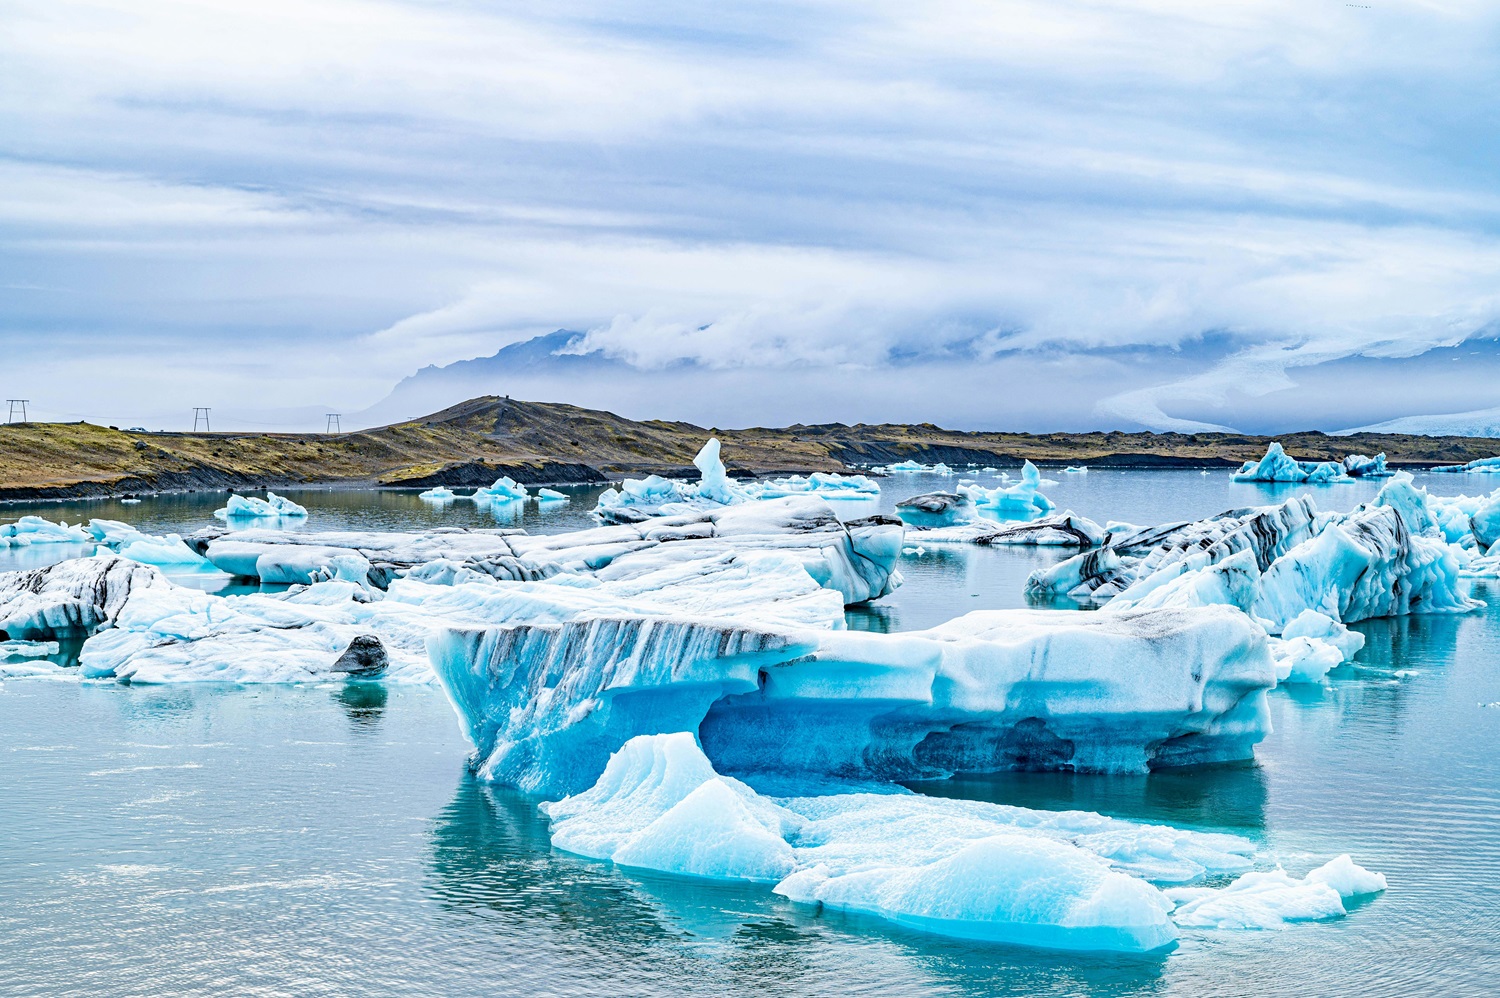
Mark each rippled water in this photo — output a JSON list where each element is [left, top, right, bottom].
[[3, 471, 1500, 996]]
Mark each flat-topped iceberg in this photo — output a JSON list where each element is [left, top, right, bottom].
[[1035, 475, 1483, 633], [753, 472, 880, 500], [1233, 443, 1349, 484], [434, 597, 1274, 796], [418, 486, 457, 502], [214, 491, 308, 520], [539, 733, 1382, 953]]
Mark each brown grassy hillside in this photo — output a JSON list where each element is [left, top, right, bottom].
[[0, 395, 1496, 500]]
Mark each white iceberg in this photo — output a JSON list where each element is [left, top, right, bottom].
[[1033, 476, 1482, 632], [1232, 443, 1349, 484], [86, 519, 208, 567], [213, 491, 308, 520], [536, 488, 570, 503], [1167, 856, 1386, 930], [1431, 456, 1500, 474], [190, 495, 903, 606], [418, 486, 457, 502], [1341, 453, 1393, 478], [0, 516, 93, 547], [468, 476, 529, 503], [0, 555, 170, 640], [539, 734, 1381, 953]]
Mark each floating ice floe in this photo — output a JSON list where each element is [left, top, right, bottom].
[[85, 519, 207, 567], [1032, 474, 1483, 635], [213, 492, 308, 520], [187, 495, 902, 604], [464, 476, 530, 503], [538, 733, 1383, 953], [0, 516, 93, 548], [1431, 456, 1500, 474], [1232, 443, 1350, 484], [537, 488, 570, 503], [1065, 465, 1089, 474], [418, 486, 457, 502], [955, 461, 1055, 520]]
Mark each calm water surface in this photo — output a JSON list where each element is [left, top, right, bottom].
[[3, 471, 1499, 996]]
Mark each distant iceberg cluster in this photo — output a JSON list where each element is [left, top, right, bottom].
[[1432, 455, 1500, 474], [594, 438, 878, 523], [1031, 473, 1491, 641], [1232, 443, 1394, 484]]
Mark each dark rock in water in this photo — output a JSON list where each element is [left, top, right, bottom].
[[331, 635, 389, 678]]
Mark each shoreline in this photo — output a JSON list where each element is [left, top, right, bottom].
[[1, 394, 1497, 505]]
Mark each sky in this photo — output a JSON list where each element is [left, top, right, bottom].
[[4, 0, 1500, 432]]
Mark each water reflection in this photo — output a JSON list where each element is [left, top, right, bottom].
[[905, 762, 1270, 834], [334, 682, 387, 728], [424, 778, 1173, 997]]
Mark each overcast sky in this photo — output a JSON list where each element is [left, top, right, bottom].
[[4, 1, 1500, 431]]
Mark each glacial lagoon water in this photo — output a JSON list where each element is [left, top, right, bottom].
[[3, 470, 1500, 996]]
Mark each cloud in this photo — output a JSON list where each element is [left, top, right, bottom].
[[6, 0, 1500, 429]]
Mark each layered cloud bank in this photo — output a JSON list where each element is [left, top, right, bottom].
[[6, 1, 1500, 432]]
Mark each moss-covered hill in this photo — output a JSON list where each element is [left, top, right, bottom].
[[1, 395, 1496, 500]]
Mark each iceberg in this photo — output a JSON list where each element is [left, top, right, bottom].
[[1341, 453, 1393, 478], [536, 488, 570, 503], [1167, 856, 1386, 930], [753, 472, 880, 501], [1232, 443, 1349, 484], [906, 511, 1106, 548], [539, 734, 1381, 953], [0, 516, 93, 547], [1472, 492, 1500, 550], [189, 495, 903, 605], [895, 492, 974, 529], [593, 438, 878, 522], [213, 491, 309, 520], [433, 599, 1274, 797], [885, 460, 927, 472], [1065, 465, 1089, 474], [1431, 456, 1500, 474], [418, 486, 457, 502], [1032, 478, 1481, 632], [459, 476, 530, 503], [0, 555, 170, 639], [85, 519, 208, 566], [956, 461, 1055, 520]]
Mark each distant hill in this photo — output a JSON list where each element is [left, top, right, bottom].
[[4, 395, 1500, 501]]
